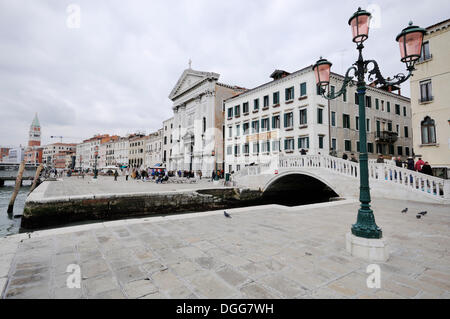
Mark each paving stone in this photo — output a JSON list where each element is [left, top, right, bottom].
[[83, 275, 118, 297], [4, 284, 51, 299], [240, 283, 278, 299], [169, 261, 203, 277], [216, 266, 248, 287], [259, 274, 308, 298], [81, 259, 110, 279], [177, 246, 206, 259], [151, 269, 184, 291], [123, 279, 158, 298], [140, 260, 168, 275], [188, 272, 237, 299], [138, 291, 167, 299], [115, 264, 146, 284], [92, 289, 126, 299]]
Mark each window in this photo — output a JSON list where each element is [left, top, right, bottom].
[[375, 98, 379, 110], [235, 124, 240, 137], [252, 142, 259, 154], [261, 140, 270, 153], [272, 140, 280, 152], [356, 116, 359, 131], [318, 135, 324, 149], [367, 143, 374, 153], [243, 143, 249, 155], [404, 126, 409, 138], [356, 141, 360, 152], [273, 92, 280, 105], [421, 117, 436, 144], [405, 147, 410, 156], [203, 117, 207, 132], [298, 136, 309, 149], [243, 102, 249, 114], [243, 122, 249, 135], [343, 91, 347, 102], [228, 126, 232, 138], [263, 95, 269, 108], [365, 96, 372, 108], [387, 102, 391, 113], [381, 100, 384, 111], [331, 111, 336, 127], [395, 104, 400, 115], [227, 107, 233, 118], [403, 106, 407, 117], [254, 98, 259, 111], [397, 146, 403, 156], [331, 138, 336, 151], [345, 140, 351, 152], [284, 112, 293, 128], [354, 92, 359, 104], [388, 122, 392, 132], [285, 87, 294, 101], [272, 115, 280, 129], [317, 108, 323, 124], [420, 80, 433, 102], [164, 136, 167, 145], [227, 146, 232, 155], [343, 114, 350, 129], [251, 120, 259, 133], [299, 109, 307, 125], [366, 119, 370, 132], [389, 144, 394, 155], [316, 84, 322, 95], [261, 118, 269, 132], [234, 145, 240, 155], [284, 138, 294, 151], [419, 41, 431, 62], [236, 164, 240, 171], [300, 82, 307, 96]]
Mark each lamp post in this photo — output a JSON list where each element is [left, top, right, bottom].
[[94, 145, 99, 179], [313, 8, 425, 240]]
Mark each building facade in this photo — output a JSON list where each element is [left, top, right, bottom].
[[162, 117, 173, 168], [0, 147, 10, 162], [410, 19, 450, 178], [169, 67, 244, 175], [75, 134, 117, 170], [128, 134, 147, 168], [224, 66, 412, 173], [43, 143, 76, 167], [145, 129, 163, 168]]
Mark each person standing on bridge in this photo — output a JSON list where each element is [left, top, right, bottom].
[[415, 157, 425, 172], [114, 170, 118, 181], [350, 153, 358, 163]]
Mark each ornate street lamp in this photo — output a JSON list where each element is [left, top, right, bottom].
[[314, 8, 425, 240]]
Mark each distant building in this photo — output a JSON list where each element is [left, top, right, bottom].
[[410, 19, 450, 178], [128, 134, 148, 168], [42, 143, 76, 167], [145, 129, 163, 168], [24, 113, 43, 164], [0, 147, 10, 162], [75, 134, 118, 170], [3, 147, 24, 164], [162, 117, 174, 169]]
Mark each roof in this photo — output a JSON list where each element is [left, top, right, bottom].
[[426, 18, 450, 31], [169, 68, 220, 100], [31, 113, 40, 127]]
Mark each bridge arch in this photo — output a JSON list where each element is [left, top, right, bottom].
[[261, 171, 340, 204]]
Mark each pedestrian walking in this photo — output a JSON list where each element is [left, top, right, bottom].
[[376, 154, 384, 163], [114, 170, 118, 181], [342, 153, 348, 160], [421, 162, 433, 176], [415, 157, 425, 172]]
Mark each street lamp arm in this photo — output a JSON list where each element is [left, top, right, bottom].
[[321, 66, 357, 100], [364, 59, 413, 87]]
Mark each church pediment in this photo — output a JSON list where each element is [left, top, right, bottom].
[[169, 69, 220, 101]]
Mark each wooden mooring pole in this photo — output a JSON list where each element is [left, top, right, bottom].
[[7, 161, 25, 214], [29, 163, 44, 195]]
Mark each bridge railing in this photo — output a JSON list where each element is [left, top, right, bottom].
[[235, 154, 449, 201]]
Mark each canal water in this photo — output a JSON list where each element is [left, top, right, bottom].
[[0, 180, 30, 237]]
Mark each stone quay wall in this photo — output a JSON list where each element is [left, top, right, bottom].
[[21, 188, 262, 230]]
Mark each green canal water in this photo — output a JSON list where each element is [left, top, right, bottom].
[[0, 180, 30, 237]]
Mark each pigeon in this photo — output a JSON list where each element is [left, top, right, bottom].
[[224, 211, 232, 218], [419, 211, 427, 216], [416, 215, 422, 219], [401, 208, 408, 214]]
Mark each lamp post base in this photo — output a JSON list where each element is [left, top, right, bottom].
[[345, 233, 389, 262]]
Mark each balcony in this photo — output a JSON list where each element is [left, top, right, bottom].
[[375, 131, 398, 144]]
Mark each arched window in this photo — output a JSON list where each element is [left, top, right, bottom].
[[421, 116, 436, 144]]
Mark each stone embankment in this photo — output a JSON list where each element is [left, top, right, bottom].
[[22, 185, 262, 230]]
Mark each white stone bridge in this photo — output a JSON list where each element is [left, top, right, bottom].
[[0, 163, 39, 186], [233, 155, 450, 205]]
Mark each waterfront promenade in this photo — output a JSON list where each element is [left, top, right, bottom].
[[1, 197, 449, 299]]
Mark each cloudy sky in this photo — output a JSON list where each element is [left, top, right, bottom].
[[0, 0, 448, 147]]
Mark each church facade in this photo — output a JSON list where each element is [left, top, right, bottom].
[[168, 68, 244, 176]]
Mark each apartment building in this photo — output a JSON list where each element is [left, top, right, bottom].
[[145, 129, 163, 168], [224, 66, 412, 173], [410, 19, 450, 178], [162, 117, 173, 169], [128, 134, 147, 168]]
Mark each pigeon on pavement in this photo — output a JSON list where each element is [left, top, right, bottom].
[[224, 211, 232, 218], [419, 211, 427, 216], [401, 208, 408, 214], [416, 215, 422, 219]]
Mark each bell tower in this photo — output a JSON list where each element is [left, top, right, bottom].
[[28, 113, 41, 147]]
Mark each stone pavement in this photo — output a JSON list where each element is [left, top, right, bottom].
[[1, 198, 449, 299], [40, 176, 223, 199]]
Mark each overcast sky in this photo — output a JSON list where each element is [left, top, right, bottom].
[[0, 0, 448, 147]]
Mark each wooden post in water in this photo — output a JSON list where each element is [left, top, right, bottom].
[[7, 161, 25, 214], [29, 163, 44, 195]]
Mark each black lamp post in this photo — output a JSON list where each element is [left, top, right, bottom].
[[94, 145, 99, 179], [313, 8, 425, 239]]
